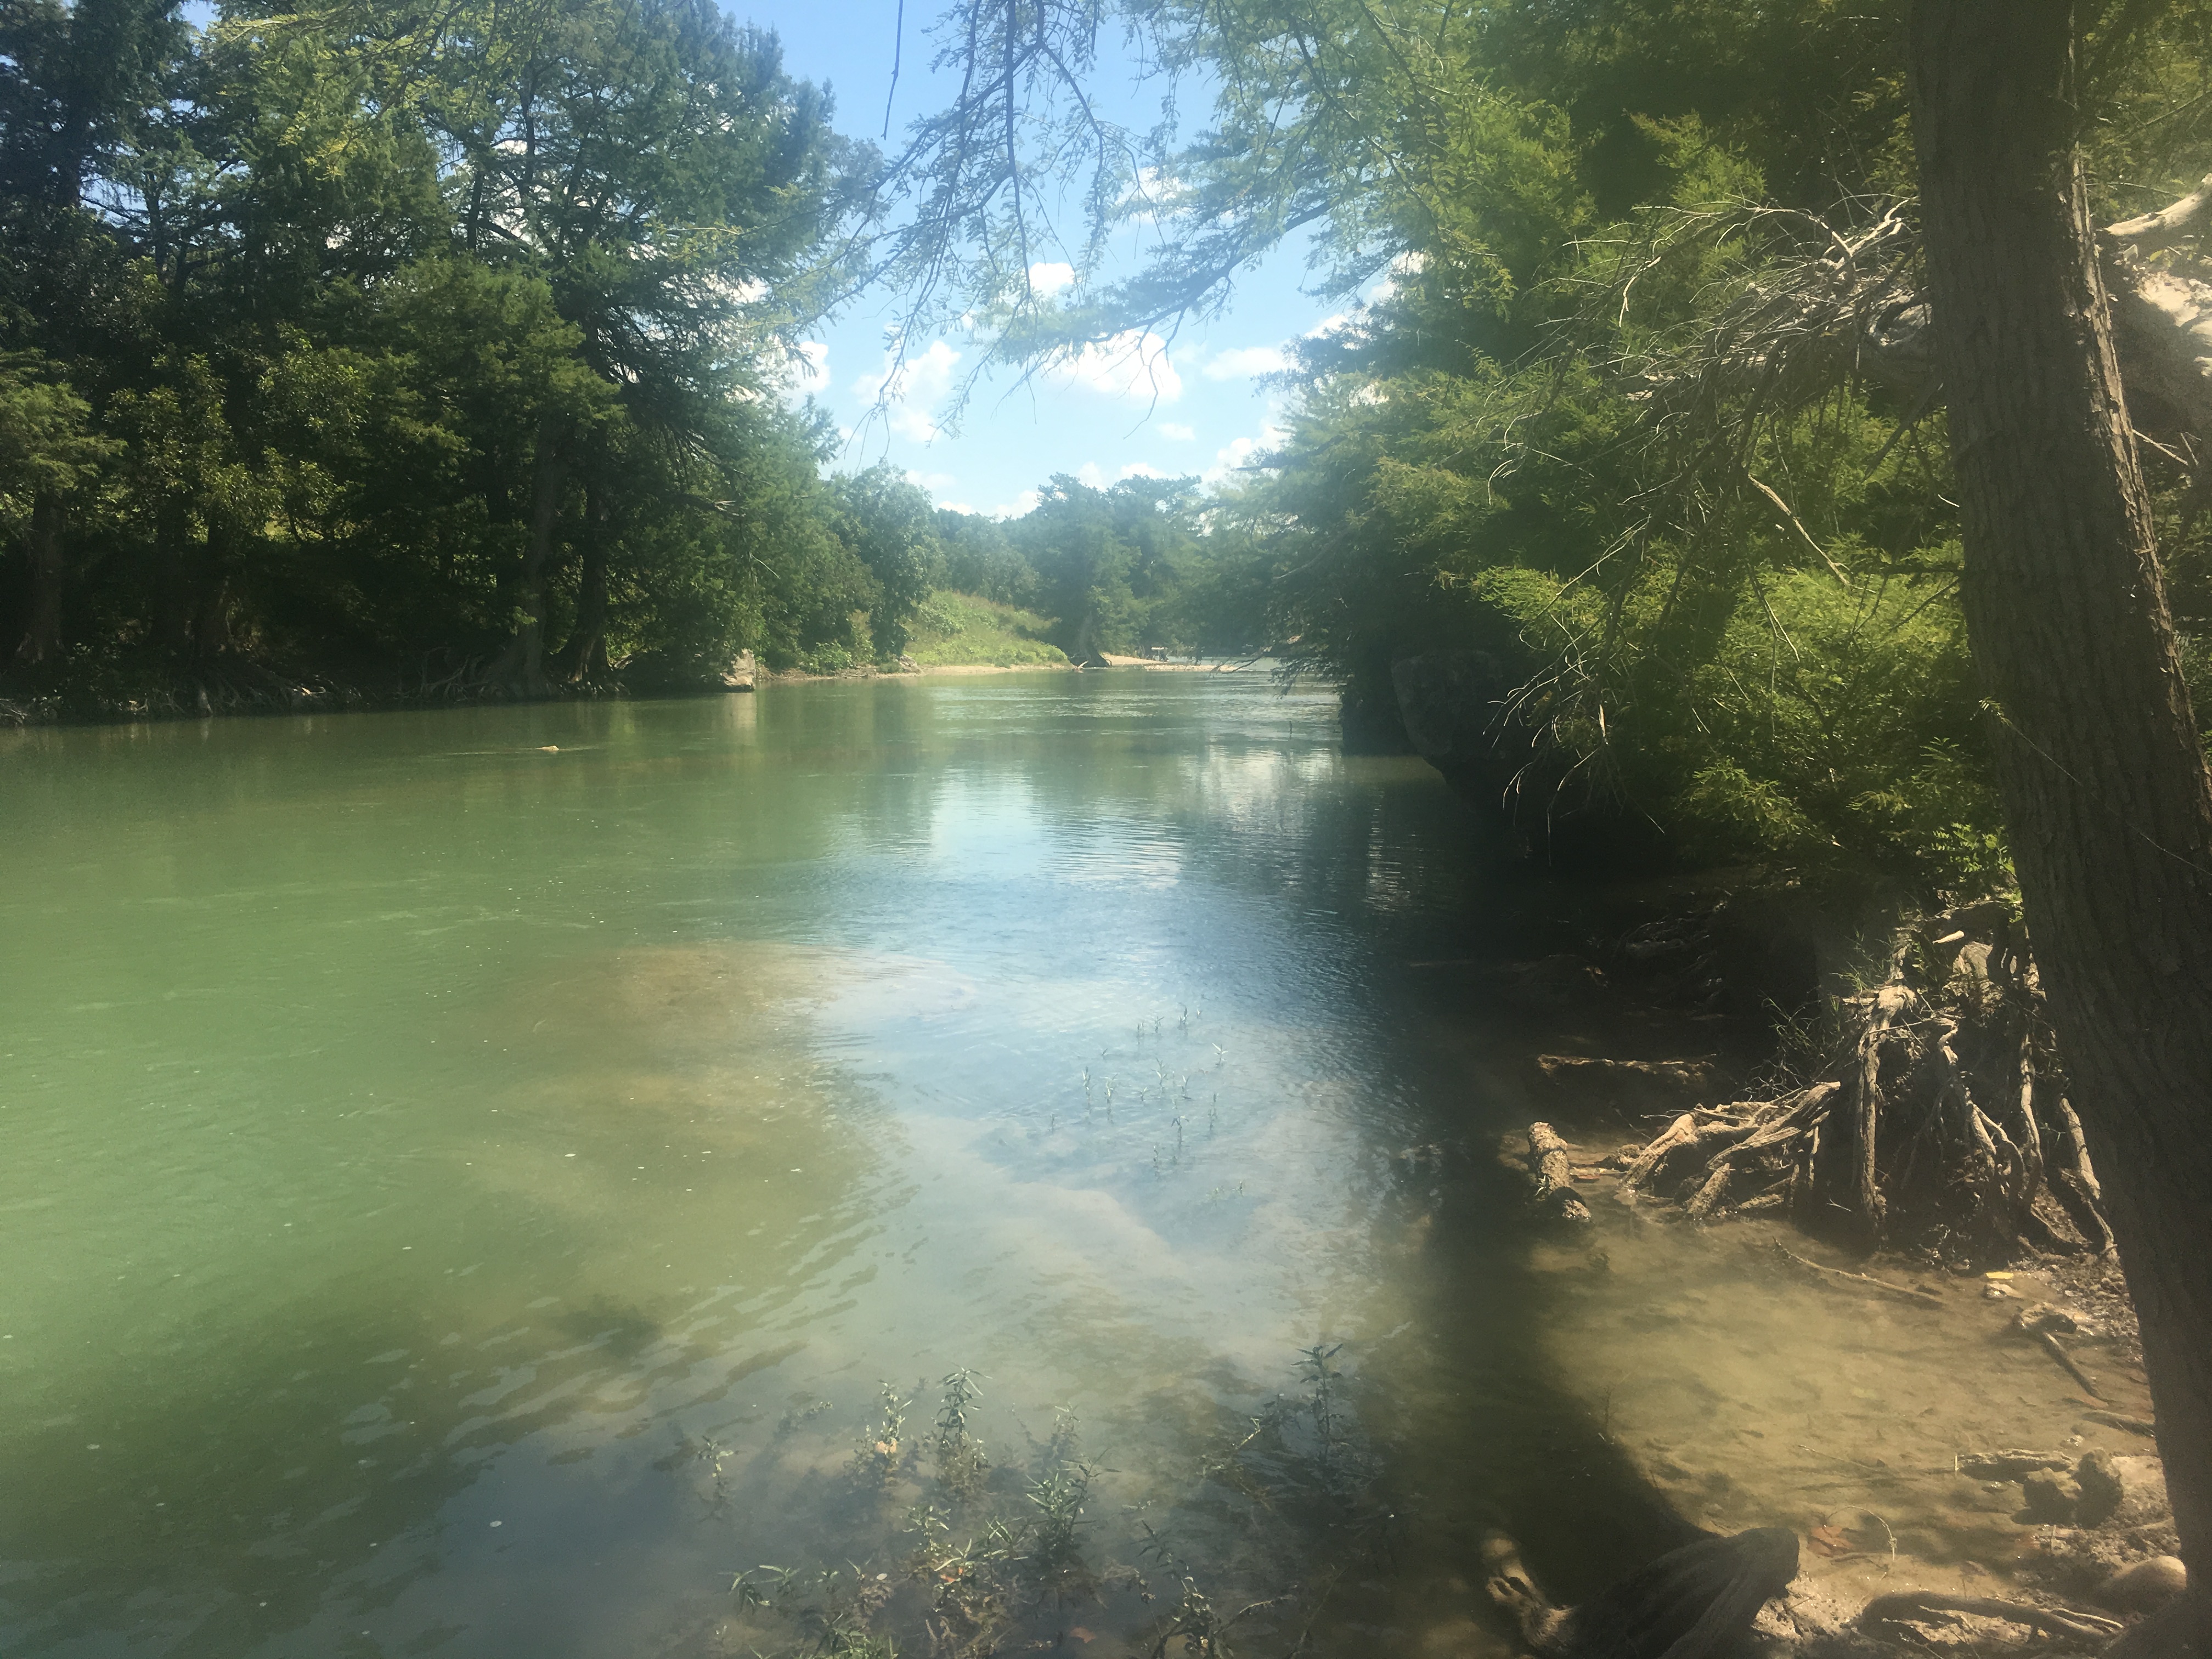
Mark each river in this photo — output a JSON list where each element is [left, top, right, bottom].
[[0, 674, 2119, 1658]]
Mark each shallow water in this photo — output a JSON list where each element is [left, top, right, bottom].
[[1, 675, 2130, 1659]]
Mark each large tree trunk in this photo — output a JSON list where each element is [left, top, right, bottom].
[[156, 499, 195, 654], [192, 518, 234, 660], [12, 494, 67, 667], [1911, 4, 2212, 1647], [550, 484, 609, 683], [490, 420, 566, 696]]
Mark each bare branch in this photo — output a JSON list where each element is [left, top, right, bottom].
[[2104, 170, 2212, 250]]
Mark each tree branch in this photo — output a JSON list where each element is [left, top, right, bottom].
[[2104, 171, 2212, 251]]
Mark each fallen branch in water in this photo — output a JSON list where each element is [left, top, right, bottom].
[[1860, 1590, 2121, 1643], [2083, 1410, 2155, 1437], [1769, 1245, 1945, 1306], [1528, 1123, 1593, 1223], [2035, 1330, 2106, 1401], [1688, 1084, 1839, 1222]]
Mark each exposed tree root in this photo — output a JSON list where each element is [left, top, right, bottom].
[[1609, 905, 2119, 1266]]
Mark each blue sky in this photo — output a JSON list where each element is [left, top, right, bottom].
[[736, 1, 1340, 516]]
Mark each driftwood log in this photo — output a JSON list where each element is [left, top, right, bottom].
[[1527, 1122, 1593, 1223]]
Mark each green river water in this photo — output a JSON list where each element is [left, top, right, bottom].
[[1, 674, 1890, 1658]]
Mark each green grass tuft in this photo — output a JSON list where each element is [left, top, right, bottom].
[[903, 591, 1070, 668]]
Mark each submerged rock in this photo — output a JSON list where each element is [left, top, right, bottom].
[[1959, 1450, 2072, 1481], [2104, 1556, 2189, 1612], [2077, 1450, 2126, 1527], [2107, 1454, 2174, 1530], [2020, 1469, 2086, 1523]]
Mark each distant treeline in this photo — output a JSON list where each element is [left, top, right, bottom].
[[936, 477, 1271, 665]]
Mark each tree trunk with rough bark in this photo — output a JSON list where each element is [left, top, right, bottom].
[[1911, 3, 2212, 1646], [13, 494, 67, 667], [491, 420, 566, 696], [155, 500, 195, 654], [551, 485, 609, 683]]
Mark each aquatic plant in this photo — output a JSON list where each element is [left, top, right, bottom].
[[1135, 1526, 1284, 1659], [1024, 1462, 1094, 1599], [849, 1383, 912, 1487], [933, 1370, 991, 1501], [729, 1355, 1384, 1658], [731, 1564, 902, 1657]]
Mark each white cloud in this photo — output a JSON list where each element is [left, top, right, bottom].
[[1305, 313, 1354, 340], [853, 338, 961, 442], [1205, 423, 1288, 485], [788, 340, 831, 396], [1203, 345, 1289, 381], [1212, 436, 1265, 472], [891, 408, 940, 442], [906, 470, 957, 492], [1046, 330, 1182, 403], [989, 489, 1042, 521], [1075, 459, 1169, 490], [1158, 422, 1195, 441], [1027, 261, 1076, 296]]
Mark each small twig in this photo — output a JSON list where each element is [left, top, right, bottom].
[[1745, 473, 1854, 585], [2082, 1410, 2156, 1437], [880, 0, 904, 138], [2036, 1330, 2106, 1401], [1770, 1245, 1945, 1306]]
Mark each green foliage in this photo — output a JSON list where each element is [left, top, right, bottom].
[[0, 353, 111, 534], [933, 509, 1037, 607], [1087, 0, 2177, 896], [0, 0, 884, 696], [904, 589, 1068, 668], [831, 464, 941, 658], [868, 0, 2212, 896], [1010, 473, 1267, 661]]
